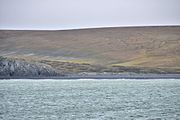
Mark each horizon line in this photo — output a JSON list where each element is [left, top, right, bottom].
[[0, 24, 180, 31]]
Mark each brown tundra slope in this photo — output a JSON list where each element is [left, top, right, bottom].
[[0, 26, 180, 74]]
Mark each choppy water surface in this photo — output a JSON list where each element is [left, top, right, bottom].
[[0, 79, 180, 120]]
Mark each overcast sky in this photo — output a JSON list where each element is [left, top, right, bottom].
[[0, 0, 180, 30]]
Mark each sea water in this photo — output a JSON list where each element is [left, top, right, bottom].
[[0, 79, 180, 120]]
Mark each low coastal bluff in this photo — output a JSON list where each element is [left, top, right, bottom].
[[0, 27, 180, 78], [0, 57, 62, 77]]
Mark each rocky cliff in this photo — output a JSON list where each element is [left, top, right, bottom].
[[0, 57, 61, 77]]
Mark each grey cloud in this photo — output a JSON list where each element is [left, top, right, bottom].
[[0, 0, 180, 30]]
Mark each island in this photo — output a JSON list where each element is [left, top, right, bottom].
[[0, 26, 180, 79]]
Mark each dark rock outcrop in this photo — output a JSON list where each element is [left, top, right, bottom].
[[0, 57, 62, 77]]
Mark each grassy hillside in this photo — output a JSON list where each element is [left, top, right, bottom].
[[0, 26, 180, 74]]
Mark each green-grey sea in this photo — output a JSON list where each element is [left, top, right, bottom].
[[0, 79, 180, 120]]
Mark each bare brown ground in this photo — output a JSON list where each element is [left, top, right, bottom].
[[0, 26, 180, 73]]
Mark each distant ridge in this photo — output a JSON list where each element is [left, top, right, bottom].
[[1, 24, 180, 31], [0, 26, 180, 76]]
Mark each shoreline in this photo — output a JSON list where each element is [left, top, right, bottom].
[[0, 73, 180, 80]]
